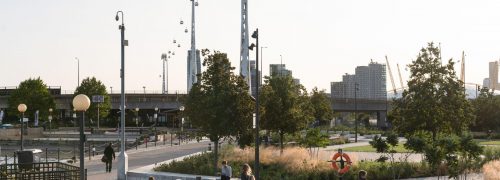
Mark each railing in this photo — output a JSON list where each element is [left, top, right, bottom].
[[0, 162, 82, 180]]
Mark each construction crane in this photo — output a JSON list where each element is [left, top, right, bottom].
[[396, 63, 404, 90], [385, 55, 397, 94]]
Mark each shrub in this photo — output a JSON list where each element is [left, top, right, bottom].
[[154, 146, 453, 179], [483, 160, 500, 180]]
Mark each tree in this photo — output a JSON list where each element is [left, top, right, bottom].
[[7, 77, 55, 125], [310, 87, 333, 126], [260, 75, 313, 154], [392, 42, 476, 171], [185, 49, 254, 175], [301, 128, 329, 158], [74, 77, 111, 127], [471, 88, 500, 132]]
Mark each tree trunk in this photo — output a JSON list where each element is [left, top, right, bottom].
[[214, 139, 219, 176], [280, 132, 284, 155]]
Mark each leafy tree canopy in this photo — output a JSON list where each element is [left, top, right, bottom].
[[7, 77, 55, 123], [185, 49, 254, 145], [260, 74, 313, 152], [310, 87, 333, 125], [74, 77, 111, 125], [471, 88, 500, 132], [392, 42, 474, 139]]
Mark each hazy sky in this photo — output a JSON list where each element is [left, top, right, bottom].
[[2, 0, 500, 94]]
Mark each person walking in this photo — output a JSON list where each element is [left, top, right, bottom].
[[240, 163, 255, 180], [221, 160, 232, 180], [104, 143, 115, 173]]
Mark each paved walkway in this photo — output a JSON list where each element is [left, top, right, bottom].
[[80, 140, 209, 180]]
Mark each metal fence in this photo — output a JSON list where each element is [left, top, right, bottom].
[[0, 162, 83, 180]]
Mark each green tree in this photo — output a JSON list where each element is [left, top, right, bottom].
[[471, 88, 500, 132], [260, 75, 313, 154], [7, 77, 55, 125], [74, 77, 111, 128], [301, 128, 329, 158], [310, 87, 333, 126], [185, 49, 254, 175], [392, 42, 475, 171]]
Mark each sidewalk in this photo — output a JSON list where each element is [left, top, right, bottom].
[[85, 139, 210, 180]]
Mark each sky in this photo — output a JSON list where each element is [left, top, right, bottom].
[[1, 0, 500, 94]]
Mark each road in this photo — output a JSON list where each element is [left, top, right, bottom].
[[84, 140, 209, 180]]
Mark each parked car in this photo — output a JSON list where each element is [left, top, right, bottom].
[[0, 124, 13, 129]]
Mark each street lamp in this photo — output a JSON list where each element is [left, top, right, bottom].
[[154, 107, 158, 146], [161, 51, 174, 94], [115, 11, 129, 180], [249, 28, 261, 180], [135, 107, 139, 127], [72, 94, 90, 180], [354, 83, 359, 143], [179, 106, 184, 144], [48, 108, 53, 132], [17, 104, 27, 150], [73, 109, 77, 128], [75, 57, 80, 88]]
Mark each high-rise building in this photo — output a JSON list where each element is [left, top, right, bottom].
[[331, 61, 386, 100], [269, 64, 300, 85], [483, 78, 490, 89], [250, 60, 261, 97], [270, 64, 292, 77], [489, 61, 499, 90], [368, 62, 387, 99]]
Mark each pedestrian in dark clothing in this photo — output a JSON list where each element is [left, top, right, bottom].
[[104, 143, 115, 173]]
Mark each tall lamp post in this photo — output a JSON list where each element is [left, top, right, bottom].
[[154, 107, 158, 145], [72, 94, 90, 180], [115, 11, 129, 180], [179, 106, 185, 144], [249, 28, 260, 179], [354, 83, 359, 143], [48, 108, 53, 132], [17, 104, 27, 150], [161, 51, 174, 94], [75, 57, 80, 88], [135, 108, 139, 127]]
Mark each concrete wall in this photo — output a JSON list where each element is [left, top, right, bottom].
[[0, 128, 44, 140]]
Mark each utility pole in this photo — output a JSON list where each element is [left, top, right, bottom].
[[354, 83, 359, 143]]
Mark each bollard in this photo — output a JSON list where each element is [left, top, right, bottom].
[[163, 134, 166, 145], [154, 135, 157, 147], [170, 133, 173, 146], [146, 138, 148, 148], [46, 148, 48, 163], [136, 138, 138, 150]]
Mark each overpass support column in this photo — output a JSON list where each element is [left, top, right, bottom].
[[376, 111, 387, 128]]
